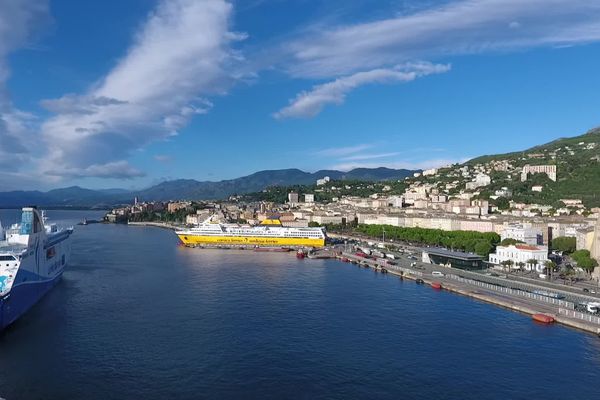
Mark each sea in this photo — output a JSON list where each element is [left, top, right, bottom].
[[0, 209, 599, 400]]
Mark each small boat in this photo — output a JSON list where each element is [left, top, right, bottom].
[[430, 282, 442, 289], [415, 279, 425, 284], [532, 314, 554, 324], [296, 250, 306, 259]]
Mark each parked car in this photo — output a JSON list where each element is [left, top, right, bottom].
[[432, 271, 444, 277]]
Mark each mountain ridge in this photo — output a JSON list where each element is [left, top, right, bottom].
[[0, 167, 416, 207]]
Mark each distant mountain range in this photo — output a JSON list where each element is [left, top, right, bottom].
[[0, 167, 416, 208]]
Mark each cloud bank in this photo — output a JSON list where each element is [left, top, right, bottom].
[[274, 62, 450, 119], [40, 0, 244, 179], [284, 0, 600, 78]]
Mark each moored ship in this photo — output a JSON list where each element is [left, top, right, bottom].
[[0, 207, 73, 330], [176, 216, 326, 247]]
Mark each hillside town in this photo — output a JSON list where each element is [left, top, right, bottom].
[[105, 153, 600, 280]]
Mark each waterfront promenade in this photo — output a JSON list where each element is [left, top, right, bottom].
[[338, 251, 600, 334]]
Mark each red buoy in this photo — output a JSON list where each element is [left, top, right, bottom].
[[532, 314, 554, 324], [430, 282, 442, 290]]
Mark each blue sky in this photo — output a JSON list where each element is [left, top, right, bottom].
[[1, 0, 600, 190]]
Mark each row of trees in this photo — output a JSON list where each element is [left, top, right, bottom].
[[355, 224, 500, 257]]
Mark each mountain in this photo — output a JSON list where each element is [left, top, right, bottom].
[[131, 168, 416, 201], [0, 167, 416, 207]]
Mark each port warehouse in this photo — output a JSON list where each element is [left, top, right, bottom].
[[422, 248, 484, 270]]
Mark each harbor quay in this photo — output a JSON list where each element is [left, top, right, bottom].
[[125, 218, 600, 334], [334, 250, 600, 335]]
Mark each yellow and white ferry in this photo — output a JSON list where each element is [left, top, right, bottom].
[[175, 217, 326, 247]]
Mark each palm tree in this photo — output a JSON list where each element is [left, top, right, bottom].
[[545, 260, 557, 281], [516, 261, 525, 273], [527, 258, 538, 273]]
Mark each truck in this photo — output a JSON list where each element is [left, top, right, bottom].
[[586, 302, 600, 314]]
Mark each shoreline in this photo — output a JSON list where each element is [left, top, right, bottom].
[[113, 223, 600, 335], [338, 252, 600, 335]]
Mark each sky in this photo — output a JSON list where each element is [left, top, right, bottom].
[[1, 0, 600, 191]]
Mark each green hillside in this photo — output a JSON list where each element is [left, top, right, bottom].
[[467, 127, 600, 208]]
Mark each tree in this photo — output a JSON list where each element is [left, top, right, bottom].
[[494, 197, 510, 210], [527, 258, 538, 272], [308, 221, 321, 227], [572, 250, 598, 272], [500, 238, 525, 246], [474, 240, 493, 257], [545, 260, 557, 280], [551, 237, 576, 254]]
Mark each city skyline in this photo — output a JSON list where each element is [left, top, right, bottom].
[[1, 0, 600, 190]]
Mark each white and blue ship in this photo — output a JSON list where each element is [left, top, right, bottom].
[[0, 207, 73, 330]]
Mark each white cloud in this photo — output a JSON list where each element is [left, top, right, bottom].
[[0, 0, 49, 184], [40, 0, 244, 179], [274, 62, 450, 119], [284, 0, 600, 78], [330, 157, 471, 172], [154, 154, 172, 163], [341, 152, 401, 161], [45, 161, 145, 179], [314, 143, 374, 157]]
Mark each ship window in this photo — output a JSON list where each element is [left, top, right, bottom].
[[0, 255, 16, 261]]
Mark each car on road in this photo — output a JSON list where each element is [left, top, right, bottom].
[[432, 271, 444, 277]]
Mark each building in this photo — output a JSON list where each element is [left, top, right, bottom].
[[422, 248, 484, 270], [167, 201, 191, 213], [316, 176, 330, 186], [288, 192, 299, 205], [465, 173, 491, 190], [488, 244, 549, 272], [500, 223, 543, 245], [304, 193, 315, 203], [531, 185, 543, 192], [422, 168, 438, 176], [521, 164, 557, 182], [494, 187, 513, 198], [592, 215, 600, 262]]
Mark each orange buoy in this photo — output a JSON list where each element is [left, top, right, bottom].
[[430, 282, 442, 290], [532, 314, 554, 324]]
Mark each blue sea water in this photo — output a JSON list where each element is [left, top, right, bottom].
[[1, 209, 599, 399]]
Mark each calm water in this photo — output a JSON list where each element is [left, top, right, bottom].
[[1, 209, 599, 399]]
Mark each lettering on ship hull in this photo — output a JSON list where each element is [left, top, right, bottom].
[[177, 235, 325, 247]]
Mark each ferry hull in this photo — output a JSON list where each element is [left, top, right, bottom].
[[0, 273, 62, 330], [177, 234, 325, 247]]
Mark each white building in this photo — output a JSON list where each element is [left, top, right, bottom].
[[316, 176, 330, 186], [303, 193, 315, 203], [465, 173, 491, 190], [521, 164, 557, 182], [488, 244, 549, 273], [422, 168, 438, 176], [501, 223, 543, 245], [288, 192, 299, 205]]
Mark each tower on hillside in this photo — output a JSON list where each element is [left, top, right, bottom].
[[592, 215, 600, 262]]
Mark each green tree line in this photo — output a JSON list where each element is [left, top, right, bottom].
[[355, 224, 500, 256]]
